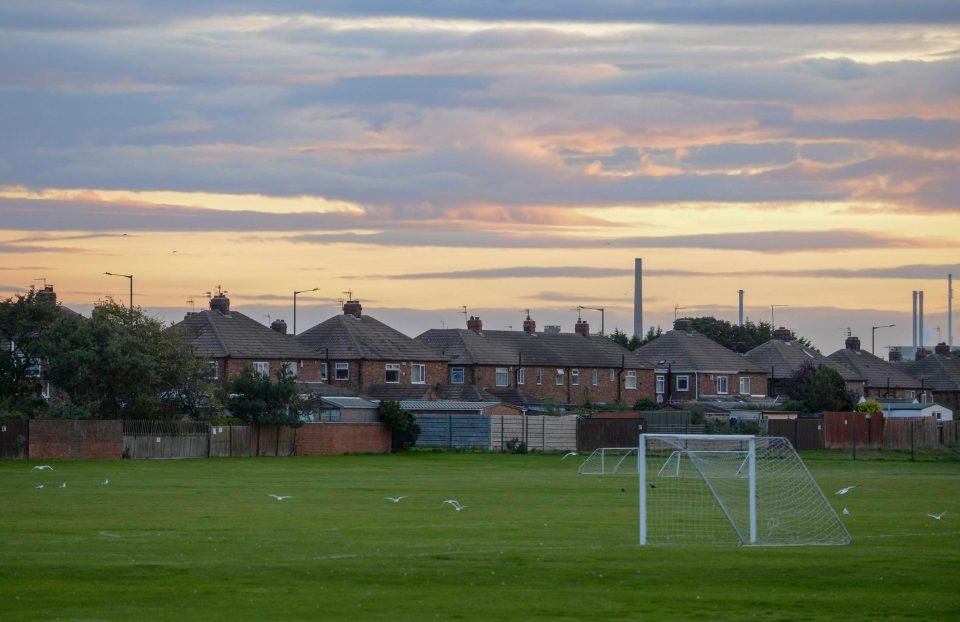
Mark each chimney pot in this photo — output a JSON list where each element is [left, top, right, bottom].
[[35, 284, 57, 305], [466, 315, 482, 331], [673, 318, 694, 332], [343, 299, 362, 318], [575, 318, 590, 336], [523, 313, 536, 334], [270, 318, 288, 335], [888, 348, 902, 362], [845, 335, 861, 351], [935, 342, 950, 355]]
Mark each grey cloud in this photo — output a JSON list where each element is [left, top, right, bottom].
[[793, 57, 871, 80], [643, 264, 960, 279], [360, 266, 635, 280], [681, 142, 798, 170], [780, 117, 960, 151]]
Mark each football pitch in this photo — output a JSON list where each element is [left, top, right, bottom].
[[1, 452, 958, 621]]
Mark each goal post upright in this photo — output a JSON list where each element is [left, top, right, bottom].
[[638, 433, 647, 545], [748, 436, 757, 545]]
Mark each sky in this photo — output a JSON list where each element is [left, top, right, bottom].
[[1, 1, 959, 353]]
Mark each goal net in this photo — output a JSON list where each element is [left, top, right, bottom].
[[640, 434, 850, 547], [578, 447, 638, 475]]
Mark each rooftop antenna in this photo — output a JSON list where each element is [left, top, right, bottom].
[[770, 304, 789, 326], [342, 290, 353, 301], [460, 305, 468, 319], [265, 314, 272, 324], [571, 307, 583, 320], [186, 298, 196, 312], [574, 305, 606, 335], [214, 285, 227, 297], [674, 304, 692, 320], [35, 277, 48, 288]]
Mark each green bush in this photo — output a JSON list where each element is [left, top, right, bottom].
[[855, 400, 882, 415], [377, 400, 420, 452], [633, 398, 659, 411]]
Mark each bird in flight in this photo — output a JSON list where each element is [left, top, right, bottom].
[[32, 465, 53, 471], [561, 451, 578, 460], [385, 496, 407, 503], [927, 511, 947, 520], [443, 499, 466, 511], [835, 486, 857, 495], [268, 494, 293, 501]]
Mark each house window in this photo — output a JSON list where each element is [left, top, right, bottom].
[[451, 367, 465, 384], [556, 368, 565, 385], [905, 390, 916, 400], [24, 358, 41, 378], [571, 369, 580, 386], [208, 360, 219, 380], [282, 362, 298, 377], [412, 364, 426, 384], [739, 377, 750, 395], [536, 368, 543, 385], [321, 362, 328, 381], [335, 362, 349, 381], [656, 375, 665, 394], [495, 367, 509, 387], [625, 370, 637, 390], [592, 369, 599, 386], [717, 376, 729, 394], [385, 363, 400, 383], [609, 369, 615, 382], [676, 375, 689, 392], [517, 368, 526, 385], [253, 362, 270, 377], [934, 411, 942, 420]]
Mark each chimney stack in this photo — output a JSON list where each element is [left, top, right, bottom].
[[773, 326, 792, 341], [270, 318, 288, 335], [935, 342, 950, 355], [916, 347, 929, 360], [575, 318, 590, 336], [343, 299, 362, 318], [633, 258, 643, 338], [35, 284, 57, 305], [674, 318, 694, 333], [919, 290, 925, 350], [523, 312, 536, 334], [949, 274, 953, 349], [209, 291, 230, 314], [467, 315, 482, 331], [738, 289, 744, 326], [912, 290, 918, 357], [845, 335, 861, 351], [888, 349, 902, 362]]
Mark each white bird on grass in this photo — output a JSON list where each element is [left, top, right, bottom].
[[842, 507, 849, 515], [267, 494, 293, 501], [561, 451, 578, 460], [32, 465, 53, 471], [35, 484, 44, 489], [101, 479, 110, 486], [59, 482, 67, 489], [927, 511, 947, 520], [835, 485, 857, 495], [385, 496, 407, 503], [443, 499, 467, 511]]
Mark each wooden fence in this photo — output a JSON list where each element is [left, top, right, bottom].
[[766, 417, 825, 450], [883, 417, 940, 451], [941, 420, 960, 446], [0, 419, 29, 459], [518, 415, 578, 452], [577, 417, 646, 451], [122, 420, 209, 459]]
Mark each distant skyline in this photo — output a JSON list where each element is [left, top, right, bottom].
[[1, 2, 958, 352]]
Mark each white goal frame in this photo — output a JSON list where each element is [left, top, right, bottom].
[[638, 433, 850, 547]]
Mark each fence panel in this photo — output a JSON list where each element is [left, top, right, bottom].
[[524, 415, 578, 452], [122, 421, 209, 459], [230, 426, 252, 457], [578, 417, 645, 451], [415, 415, 491, 449], [0, 419, 29, 459], [883, 417, 939, 450], [941, 420, 960, 446], [491, 415, 525, 451]]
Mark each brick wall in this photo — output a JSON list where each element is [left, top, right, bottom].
[[463, 364, 654, 405], [324, 359, 447, 391], [222, 358, 325, 383], [697, 372, 768, 398], [28, 420, 123, 459], [295, 423, 392, 455]]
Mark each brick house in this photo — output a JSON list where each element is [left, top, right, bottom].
[[632, 319, 769, 404], [295, 300, 449, 398], [744, 327, 866, 398], [416, 314, 654, 408], [827, 335, 922, 400], [906, 343, 960, 412], [173, 291, 326, 383]]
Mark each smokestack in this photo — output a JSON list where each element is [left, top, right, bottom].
[[738, 289, 744, 326], [633, 258, 643, 338], [949, 274, 954, 349], [912, 290, 918, 356], [919, 290, 925, 350]]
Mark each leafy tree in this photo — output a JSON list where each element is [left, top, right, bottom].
[[855, 400, 883, 415], [377, 399, 420, 451], [786, 361, 855, 414], [608, 326, 660, 351], [0, 288, 62, 418], [226, 364, 304, 427]]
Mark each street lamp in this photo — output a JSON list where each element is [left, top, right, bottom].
[[871, 324, 895, 355], [104, 272, 133, 316], [293, 287, 319, 335]]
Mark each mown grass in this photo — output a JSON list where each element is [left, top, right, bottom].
[[1, 452, 958, 621]]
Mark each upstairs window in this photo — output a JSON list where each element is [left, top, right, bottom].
[[571, 369, 580, 386], [517, 368, 526, 385], [335, 362, 349, 381], [451, 367, 465, 384], [495, 367, 509, 387], [592, 369, 599, 386], [608, 369, 615, 382], [385, 363, 400, 383], [321, 362, 328, 381], [556, 368, 565, 386], [536, 368, 543, 385], [625, 370, 637, 390], [411, 364, 426, 384]]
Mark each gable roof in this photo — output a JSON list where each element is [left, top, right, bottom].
[[173, 310, 321, 360], [827, 347, 921, 390], [297, 314, 447, 361], [906, 354, 960, 392], [632, 330, 765, 373], [744, 339, 865, 382], [416, 329, 651, 368]]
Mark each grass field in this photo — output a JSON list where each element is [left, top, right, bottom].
[[1, 452, 958, 621]]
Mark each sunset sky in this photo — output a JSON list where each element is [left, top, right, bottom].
[[1, 1, 958, 353]]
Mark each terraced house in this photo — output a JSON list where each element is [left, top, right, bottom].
[[828, 335, 922, 400], [416, 314, 654, 408]]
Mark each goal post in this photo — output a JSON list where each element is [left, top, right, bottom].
[[639, 434, 850, 547]]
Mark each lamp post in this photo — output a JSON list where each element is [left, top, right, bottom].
[[104, 272, 133, 317], [871, 324, 895, 355], [293, 287, 319, 335]]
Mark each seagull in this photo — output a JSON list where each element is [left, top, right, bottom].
[[59, 482, 67, 489], [561, 451, 578, 460], [32, 465, 53, 471], [927, 511, 947, 520], [267, 494, 293, 501], [835, 486, 857, 495], [443, 499, 465, 511], [35, 484, 44, 489], [842, 507, 849, 515], [385, 496, 407, 503]]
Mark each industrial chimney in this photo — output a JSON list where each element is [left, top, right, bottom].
[[949, 274, 954, 349], [633, 258, 643, 338], [919, 290, 925, 351], [912, 290, 918, 357], [738, 289, 744, 327]]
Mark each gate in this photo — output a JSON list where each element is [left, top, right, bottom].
[[0, 419, 29, 459]]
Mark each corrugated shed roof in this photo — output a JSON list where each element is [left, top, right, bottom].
[[632, 330, 766, 373], [907, 354, 960, 392], [416, 328, 651, 368], [828, 347, 921, 390], [400, 400, 501, 411], [296, 314, 447, 361], [320, 396, 379, 409], [436, 385, 501, 401], [744, 339, 864, 381], [363, 384, 433, 401], [173, 310, 321, 359]]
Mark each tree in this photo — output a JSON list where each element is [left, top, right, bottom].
[[377, 400, 420, 451], [226, 364, 304, 427], [608, 326, 660, 351], [855, 400, 882, 415], [787, 361, 855, 414], [0, 288, 62, 418]]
